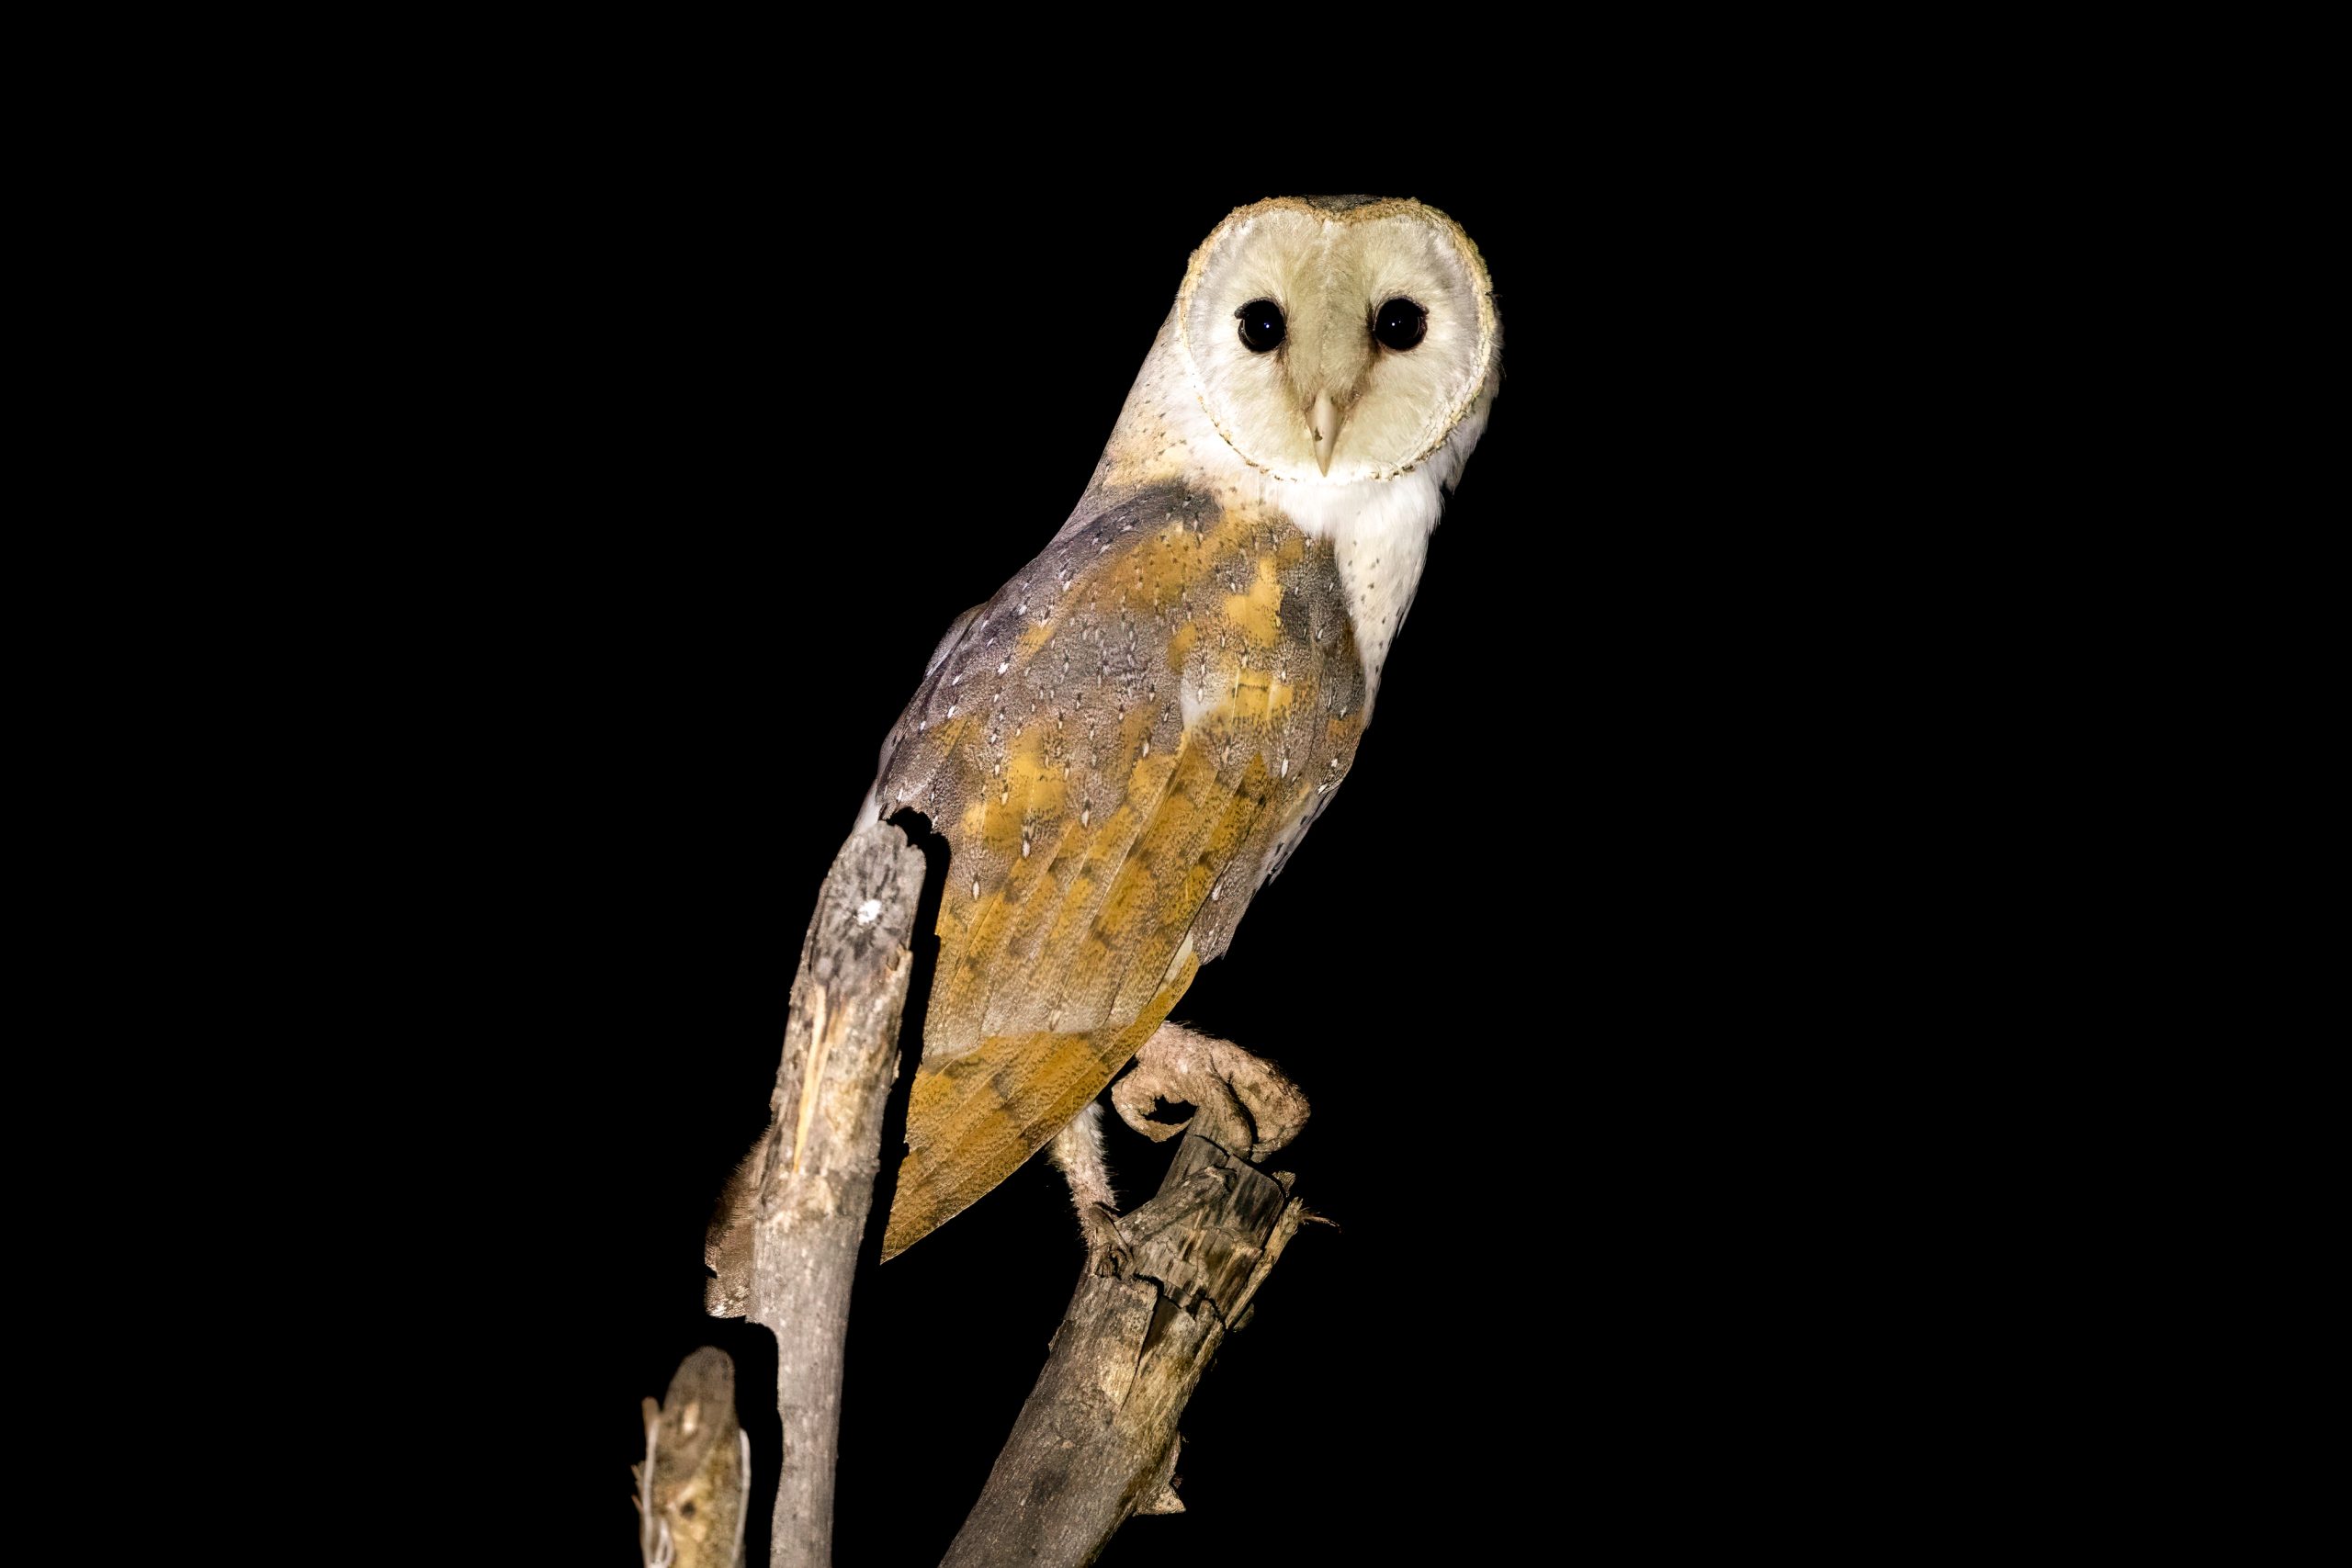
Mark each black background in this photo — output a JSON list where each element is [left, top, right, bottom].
[[376, 157, 2018, 1562]]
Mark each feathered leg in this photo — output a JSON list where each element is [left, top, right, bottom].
[[1047, 1101, 1132, 1277]]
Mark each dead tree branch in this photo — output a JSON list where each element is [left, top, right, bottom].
[[705, 820, 925, 1568], [941, 1090, 1313, 1568]]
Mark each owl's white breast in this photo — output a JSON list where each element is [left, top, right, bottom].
[[1223, 401, 1486, 718], [1271, 468, 1444, 708]]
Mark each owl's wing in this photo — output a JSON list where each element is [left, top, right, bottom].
[[871, 483, 1366, 1258]]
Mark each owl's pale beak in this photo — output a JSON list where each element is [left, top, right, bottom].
[[1308, 390, 1342, 475]]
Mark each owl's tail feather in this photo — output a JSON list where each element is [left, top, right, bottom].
[[878, 978, 1193, 1260]]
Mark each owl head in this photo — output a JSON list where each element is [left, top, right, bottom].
[[1174, 195, 1499, 485]]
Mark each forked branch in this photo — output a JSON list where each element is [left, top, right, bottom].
[[704, 820, 1310, 1568]]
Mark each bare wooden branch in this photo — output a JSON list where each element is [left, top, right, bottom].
[[942, 1085, 1312, 1568], [705, 820, 925, 1568], [637, 1348, 750, 1568]]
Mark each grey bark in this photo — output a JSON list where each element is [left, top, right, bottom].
[[709, 820, 926, 1568], [941, 1091, 1312, 1568]]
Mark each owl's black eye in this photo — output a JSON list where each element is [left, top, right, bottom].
[[1373, 298, 1428, 351], [1235, 299, 1285, 353]]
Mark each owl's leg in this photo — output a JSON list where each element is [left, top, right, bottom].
[[1112, 1022, 1310, 1163], [1047, 1101, 1132, 1277]]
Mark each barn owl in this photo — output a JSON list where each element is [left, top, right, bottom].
[[865, 195, 1501, 1267]]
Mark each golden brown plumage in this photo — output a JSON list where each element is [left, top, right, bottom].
[[874, 486, 1366, 1258]]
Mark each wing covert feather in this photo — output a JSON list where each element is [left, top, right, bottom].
[[871, 484, 1366, 1258]]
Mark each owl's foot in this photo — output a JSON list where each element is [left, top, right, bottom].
[[1113, 1022, 1311, 1163], [1078, 1201, 1134, 1278]]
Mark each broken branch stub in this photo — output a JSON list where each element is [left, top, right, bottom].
[[638, 1348, 749, 1568], [940, 1100, 1311, 1568]]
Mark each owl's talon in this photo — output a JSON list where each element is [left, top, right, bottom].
[[1114, 1023, 1311, 1162], [1114, 1092, 1194, 1142], [1080, 1202, 1133, 1278]]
